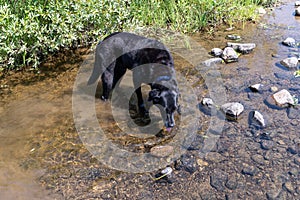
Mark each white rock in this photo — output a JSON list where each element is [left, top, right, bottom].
[[250, 84, 263, 92], [272, 89, 294, 107], [221, 47, 239, 63], [280, 57, 299, 69], [295, 1, 300, 6], [211, 48, 223, 57], [202, 98, 215, 107], [282, 37, 296, 47], [296, 7, 300, 16], [252, 111, 266, 127], [221, 102, 244, 119]]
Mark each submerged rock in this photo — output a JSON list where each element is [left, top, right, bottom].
[[150, 145, 173, 157], [203, 57, 223, 66], [202, 97, 215, 107], [272, 89, 294, 107], [227, 42, 256, 54], [282, 37, 296, 47], [211, 48, 223, 57], [221, 47, 239, 63], [280, 57, 299, 69], [221, 102, 244, 120]]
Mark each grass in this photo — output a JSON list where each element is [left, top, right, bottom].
[[0, 0, 278, 71]]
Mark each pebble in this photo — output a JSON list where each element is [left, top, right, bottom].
[[202, 97, 215, 107], [204, 152, 226, 163], [270, 86, 278, 92], [175, 154, 197, 173], [288, 168, 298, 176], [287, 107, 300, 119], [150, 145, 174, 157], [225, 175, 238, 190], [272, 89, 294, 107], [287, 146, 298, 155], [261, 140, 274, 150], [257, 7, 267, 15], [282, 37, 296, 47], [226, 34, 241, 40], [294, 157, 300, 165]]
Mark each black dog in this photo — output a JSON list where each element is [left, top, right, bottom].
[[87, 32, 180, 128]]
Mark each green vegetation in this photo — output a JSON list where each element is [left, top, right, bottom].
[[1, 0, 277, 71]]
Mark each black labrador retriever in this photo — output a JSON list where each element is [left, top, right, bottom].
[[87, 32, 180, 129]]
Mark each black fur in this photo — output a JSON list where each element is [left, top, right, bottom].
[[88, 32, 179, 128]]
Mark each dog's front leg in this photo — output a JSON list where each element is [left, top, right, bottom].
[[135, 87, 149, 117]]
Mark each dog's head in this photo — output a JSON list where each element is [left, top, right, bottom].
[[148, 88, 180, 129]]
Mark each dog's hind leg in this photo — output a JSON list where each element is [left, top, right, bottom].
[[135, 87, 149, 117]]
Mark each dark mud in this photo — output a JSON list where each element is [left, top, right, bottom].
[[1, 1, 300, 199]]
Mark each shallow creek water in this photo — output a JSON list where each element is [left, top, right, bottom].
[[0, 1, 300, 199]]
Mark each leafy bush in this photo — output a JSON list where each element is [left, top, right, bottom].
[[0, 0, 277, 71]]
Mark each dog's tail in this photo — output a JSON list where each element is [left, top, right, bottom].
[[87, 64, 101, 85]]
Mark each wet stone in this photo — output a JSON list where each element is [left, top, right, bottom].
[[282, 37, 296, 47], [280, 57, 299, 69], [210, 170, 228, 192], [221, 47, 239, 63], [261, 140, 274, 150]]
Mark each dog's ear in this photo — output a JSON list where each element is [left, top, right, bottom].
[[148, 89, 160, 101]]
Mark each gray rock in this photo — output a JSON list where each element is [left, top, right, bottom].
[[296, 7, 300, 16], [280, 57, 299, 69], [225, 175, 238, 190], [203, 57, 223, 66], [211, 48, 223, 57], [227, 42, 256, 54], [251, 154, 265, 165], [249, 83, 263, 92], [282, 37, 296, 47], [221, 102, 244, 120], [272, 89, 294, 107], [221, 47, 239, 63], [250, 110, 266, 128]]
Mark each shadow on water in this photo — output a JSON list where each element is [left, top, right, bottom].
[[0, 1, 300, 199]]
